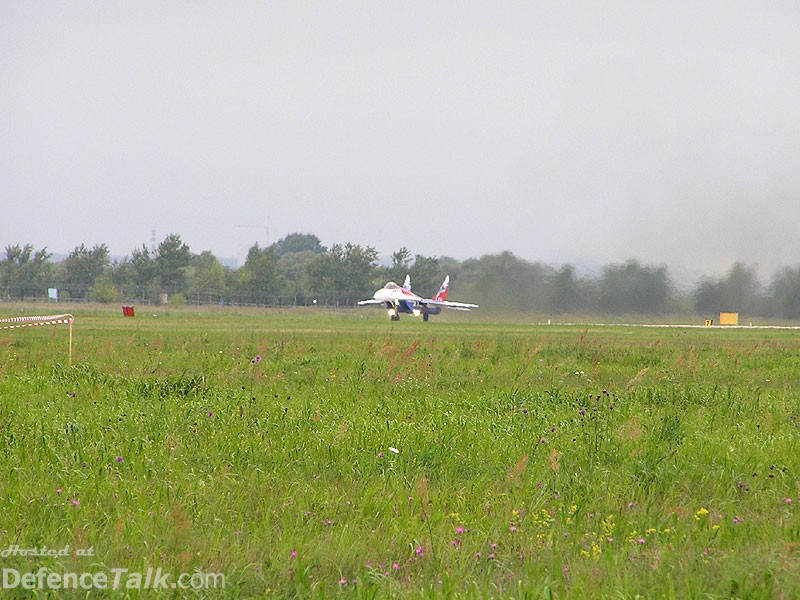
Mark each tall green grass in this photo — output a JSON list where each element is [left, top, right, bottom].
[[0, 305, 798, 598]]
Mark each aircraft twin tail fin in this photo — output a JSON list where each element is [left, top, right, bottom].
[[433, 275, 450, 301], [399, 273, 452, 301]]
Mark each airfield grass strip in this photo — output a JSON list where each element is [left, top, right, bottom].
[[0, 306, 798, 598]]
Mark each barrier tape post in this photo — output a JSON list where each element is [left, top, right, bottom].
[[0, 314, 75, 365]]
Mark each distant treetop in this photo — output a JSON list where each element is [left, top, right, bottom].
[[272, 233, 326, 256]]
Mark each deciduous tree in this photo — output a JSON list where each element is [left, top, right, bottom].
[[0, 244, 52, 300]]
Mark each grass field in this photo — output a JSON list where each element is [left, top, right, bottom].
[[1, 304, 799, 598]]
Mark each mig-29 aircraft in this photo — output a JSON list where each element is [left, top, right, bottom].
[[358, 275, 478, 321]]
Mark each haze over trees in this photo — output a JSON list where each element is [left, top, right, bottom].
[[1, 232, 799, 320]]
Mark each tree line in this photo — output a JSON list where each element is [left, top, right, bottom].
[[2, 232, 800, 320]]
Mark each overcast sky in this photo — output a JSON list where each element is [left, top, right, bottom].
[[3, 2, 799, 280]]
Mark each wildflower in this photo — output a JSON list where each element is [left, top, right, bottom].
[[56, 489, 62, 494], [592, 541, 601, 559], [509, 525, 517, 532], [251, 355, 262, 364], [70, 499, 80, 506], [415, 546, 424, 557], [378, 452, 384, 458], [208, 411, 214, 417], [392, 562, 399, 571], [115, 456, 123, 463], [291, 550, 297, 558], [339, 578, 347, 585], [694, 507, 709, 521], [784, 498, 794, 504]]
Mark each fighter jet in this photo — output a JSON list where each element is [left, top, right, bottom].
[[358, 275, 478, 321]]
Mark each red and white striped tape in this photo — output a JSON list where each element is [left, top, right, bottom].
[[0, 314, 74, 330]]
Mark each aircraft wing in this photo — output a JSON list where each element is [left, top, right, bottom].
[[357, 299, 388, 306], [420, 299, 479, 311]]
